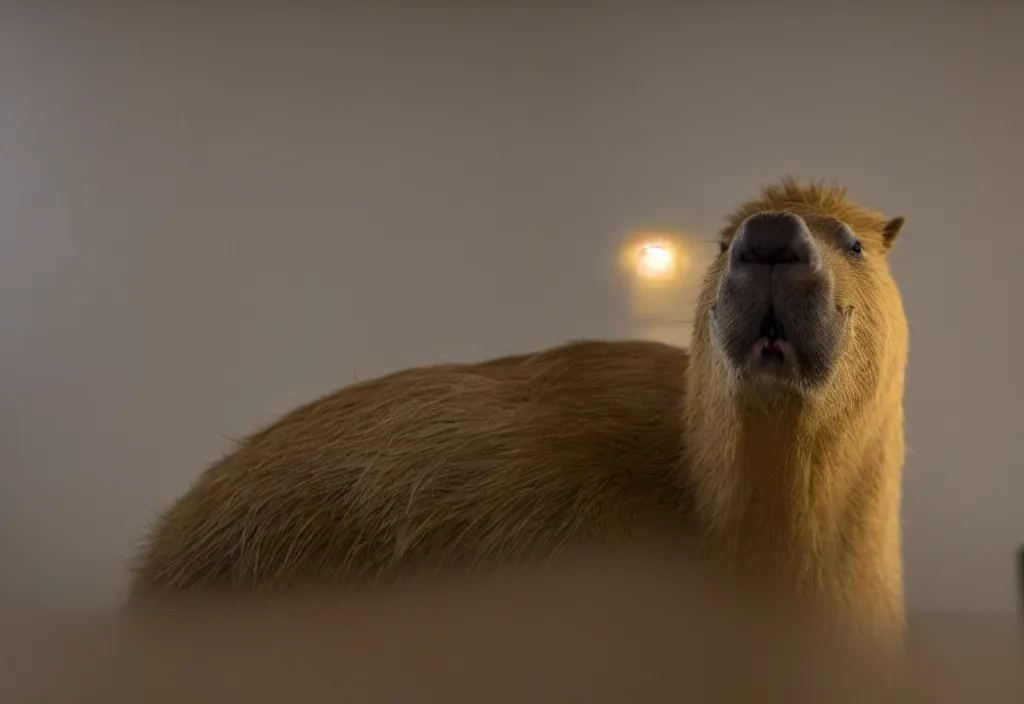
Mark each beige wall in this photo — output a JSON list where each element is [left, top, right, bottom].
[[1, 0, 1021, 611]]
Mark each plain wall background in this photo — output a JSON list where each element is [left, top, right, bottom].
[[1, 0, 1021, 611]]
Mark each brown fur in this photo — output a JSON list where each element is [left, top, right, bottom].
[[691, 178, 909, 644], [129, 179, 909, 645]]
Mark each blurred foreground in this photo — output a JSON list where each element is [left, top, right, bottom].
[[1, 545, 1020, 703]]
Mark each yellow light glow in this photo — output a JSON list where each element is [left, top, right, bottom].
[[620, 229, 704, 344], [618, 230, 693, 287], [637, 242, 675, 279]]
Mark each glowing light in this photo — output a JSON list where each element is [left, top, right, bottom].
[[618, 230, 693, 286], [620, 229, 703, 344], [637, 242, 675, 278]]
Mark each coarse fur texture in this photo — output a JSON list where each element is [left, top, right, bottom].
[[129, 178, 909, 646], [691, 178, 909, 646]]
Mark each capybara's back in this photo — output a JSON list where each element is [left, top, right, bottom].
[[129, 340, 690, 598]]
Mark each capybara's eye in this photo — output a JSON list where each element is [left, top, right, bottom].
[[849, 241, 864, 256]]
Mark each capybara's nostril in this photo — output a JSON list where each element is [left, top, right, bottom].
[[731, 212, 818, 267]]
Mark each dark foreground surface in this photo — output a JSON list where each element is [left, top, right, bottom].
[[1, 548, 1021, 703]]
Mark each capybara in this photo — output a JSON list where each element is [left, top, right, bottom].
[[129, 178, 909, 645]]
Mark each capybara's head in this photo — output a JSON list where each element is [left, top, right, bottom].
[[692, 179, 907, 406]]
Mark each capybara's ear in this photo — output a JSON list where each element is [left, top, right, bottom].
[[882, 216, 905, 252]]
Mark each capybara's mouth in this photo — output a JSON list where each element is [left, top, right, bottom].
[[758, 310, 787, 342], [752, 310, 792, 368]]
